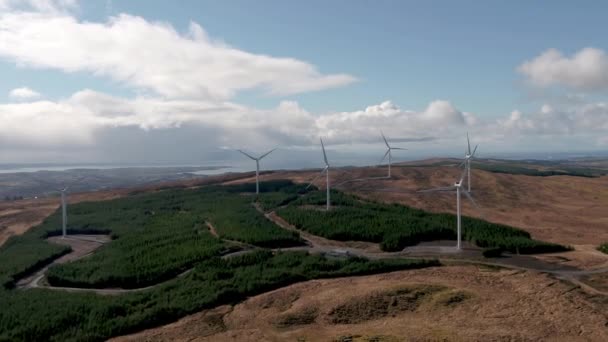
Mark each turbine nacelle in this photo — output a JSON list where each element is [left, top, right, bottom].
[[306, 138, 332, 210], [380, 131, 407, 178], [237, 148, 276, 195]]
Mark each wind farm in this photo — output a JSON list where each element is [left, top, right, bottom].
[[0, 1, 607, 341], [1, 149, 608, 341]]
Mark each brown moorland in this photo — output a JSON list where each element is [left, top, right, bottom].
[[111, 265, 608, 342]]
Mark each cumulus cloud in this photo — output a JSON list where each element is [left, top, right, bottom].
[[518, 48, 608, 91], [315, 100, 474, 144], [0, 88, 476, 149], [1, 86, 607, 159], [0, 4, 605, 161], [8, 87, 41, 100], [497, 102, 608, 136], [0, 0, 77, 12], [0, 11, 356, 100]]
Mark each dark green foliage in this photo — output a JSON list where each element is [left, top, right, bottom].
[[1, 181, 307, 290], [290, 189, 358, 207], [0, 179, 439, 341], [472, 162, 605, 178], [0, 236, 70, 288], [599, 243, 608, 254], [0, 252, 436, 342], [207, 179, 311, 195], [482, 247, 504, 258], [46, 216, 224, 288], [202, 191, 303, 248], [278, 190, 570, 254], [257, 192, 299, 210]]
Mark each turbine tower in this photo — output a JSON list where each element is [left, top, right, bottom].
[[306, 138, 331, 210], [59, 187, 68, 238], [380, 132, 407, 178], [419, 169, 480, 250], [461, 133, 478, 192], [237, 148, 276, 195]]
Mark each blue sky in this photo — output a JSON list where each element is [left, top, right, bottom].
[[0, 0, 607, 164], [73, 0, 608, 115]]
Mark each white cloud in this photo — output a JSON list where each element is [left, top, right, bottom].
[[0, 11, 356, 100], [1, 88, 607, 159], [0, 5, 606, 161], [497, 102, 608, 136], [315, 100, 474, 144], [8, 87, 41, 100], [0, 0, 77, 12], [0, 89, 474, 149], [0, 98, 98, 146], [518, 48, 608, 91]]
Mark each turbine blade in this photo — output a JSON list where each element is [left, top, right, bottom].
[[305, 166, 328, 189], [458, 159, 466, 168], [381, 131, 390, 148], [471, 144, 478, 158], [462, 190, 485, 217], [390, 147, 408, 150], [467, 132, 471, 155], [380, 149, 390, 164], [259, 148, 276, 160], [320, 138, 329, 165], [458, 167, 467, 184], [237, 150, 257, 160]]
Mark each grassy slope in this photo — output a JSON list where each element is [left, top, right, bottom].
[[277, 190, 569, 254], [0, 180, 439, 341]]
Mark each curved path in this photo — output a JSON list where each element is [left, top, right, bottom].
[[15, 208, 608, 296], [260, 205, 608, 296]]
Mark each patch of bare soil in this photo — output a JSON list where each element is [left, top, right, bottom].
[[326, 284, 450, 324], [535, 244, 608, 271], [581, 273, 608, 293], [274, 306, 319, 328], [16, 234, 111, 288], [110, 265, 608, 342], [0, 191, 123, 247]]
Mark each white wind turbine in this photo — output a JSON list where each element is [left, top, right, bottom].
[[59, 187, 68, 238], [237, 148, 276, 195], [460, 133, 478, 192], [380, 132, 407, 178], [419, 169, 481, 250], [306, 138, 331, 210]]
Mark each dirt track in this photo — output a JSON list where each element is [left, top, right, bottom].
[[232, 165, 608, 247]]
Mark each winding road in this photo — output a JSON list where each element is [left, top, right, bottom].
[[13, 205, 608, 296]]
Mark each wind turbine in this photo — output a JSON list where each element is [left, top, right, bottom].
[[380, 132, 407, 178], [59, 187, 68, 238], [306, 138, 331, 210], [237, 148, 276, 195], [460, 133, 478, 192], [419, 169, 481, 250]]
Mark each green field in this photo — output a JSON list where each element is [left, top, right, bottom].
[[0, 180, 440, 341], [277, 189, 570, 254], [599, 243, 608, 254]]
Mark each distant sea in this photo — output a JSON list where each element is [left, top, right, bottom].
[[0, 163, 243, 175], [0, 150, 606, 175]]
